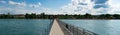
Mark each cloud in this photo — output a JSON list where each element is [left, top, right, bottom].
[[0, 6, 43, 14], [0, 0, 120, 15], [29, 2, 41, 8], [106, 0, 120, 14], [61, 0, 120, 15], [8, 1, 26, 7], [0, 1, 43, 14], [8, 1, 41, 8], [0, 7, 16, 14], [50, 0, 117, 15], [58, 0, 94, 15]]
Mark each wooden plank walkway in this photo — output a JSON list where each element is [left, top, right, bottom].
[[49, 19, 64, 35]]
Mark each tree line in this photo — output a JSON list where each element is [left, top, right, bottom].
[[0, 13, 120, 19]]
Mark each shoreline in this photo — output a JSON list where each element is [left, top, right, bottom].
[[0, 18, 120, 20]]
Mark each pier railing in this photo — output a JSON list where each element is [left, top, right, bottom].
[[57, 19, 98, 35]]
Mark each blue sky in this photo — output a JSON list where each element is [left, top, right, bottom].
[[0, 0, 70, 8], [39, 0, 71, 8], [0, 0, 120, 15]]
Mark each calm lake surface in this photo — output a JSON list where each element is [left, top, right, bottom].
[[0, 19, 52, 35], [61, 19, 120, 35], [1, 19, 120, 35]]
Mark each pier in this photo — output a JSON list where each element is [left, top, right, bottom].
[[49, 19, 65, 35], [49, 19, 98, 35]]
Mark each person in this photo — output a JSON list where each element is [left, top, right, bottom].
[[66, 24, 68, 29]]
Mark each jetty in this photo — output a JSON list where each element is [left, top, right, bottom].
[[49, 19, 64, 35], [49, 19, 98, 35]]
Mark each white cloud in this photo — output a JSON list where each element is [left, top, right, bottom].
[[1, 0, 120, 15], [107, 0, 120, 14], [58, 0, 120, 15], [29, 2, 41, 8], [8, 1, 42, 8], [58, 0, 95, 15], [43, 0, 83, 15], [9, 1, 26, 7], [0, 1, 43, 14], [0, 6, 43, 14]]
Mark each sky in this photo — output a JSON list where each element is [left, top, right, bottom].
[[0, 0, 120, 15]]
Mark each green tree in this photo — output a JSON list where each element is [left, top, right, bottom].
[[25, 13, 30, 19], [113, 14, 120, 19]]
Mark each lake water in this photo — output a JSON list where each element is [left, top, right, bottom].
[[1, 19, 120, 35], [61, 19, 120, 35], [0, 19, 52, 35]]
